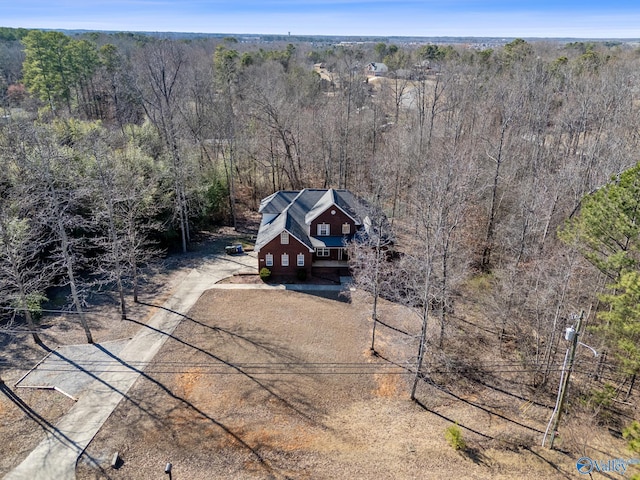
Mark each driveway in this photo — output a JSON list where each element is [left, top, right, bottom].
[[4, 253, 258, 480]]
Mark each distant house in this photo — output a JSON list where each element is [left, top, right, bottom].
[[254, 189, 365, 278], [314, 63, 336, 90], [366, 62, 389, 77]]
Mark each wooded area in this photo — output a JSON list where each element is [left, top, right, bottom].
[[0, 28, 639, 455]]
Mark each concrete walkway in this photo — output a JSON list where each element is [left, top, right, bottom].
[[5, 253, 258, 480]]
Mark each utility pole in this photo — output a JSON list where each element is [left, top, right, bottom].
[[547, 310, 583, 449], [370, 221, 382, 354]]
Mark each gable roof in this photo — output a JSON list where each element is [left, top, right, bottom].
[[366, 62, 388, 72], [304, 188, 361, 226], [255, 188, 363, 253]]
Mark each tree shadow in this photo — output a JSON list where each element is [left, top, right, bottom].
[[0, 381, 102, 467], [92, 344, 290, 478], [76, 454, 117, 480], [0, 330, 47, 371], [414, 397, 577, 478], [375, 318, 411, 336], [520, 446, 581, 479], [464, 446, 491, 467], [41, 347, 163, 423], [414, 398, 493, 440], [376, 357, 549, 442], [164, 251, 256, 272], [5, 331, 295, 478], [466, 376, 552, 409], [208, 252, 256, 269], [420, 375, 545, 434], [137, 301, 301, 363], [122, 316, 322, 425]]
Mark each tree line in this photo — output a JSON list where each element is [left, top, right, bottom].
[[1, 29, 639, 434]]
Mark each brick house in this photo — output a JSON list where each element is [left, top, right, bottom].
[[254, 189, 364, 278]]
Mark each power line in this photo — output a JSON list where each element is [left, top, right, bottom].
[[0, 359, 610, 377]]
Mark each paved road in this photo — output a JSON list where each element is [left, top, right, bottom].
[[4, 253, 258, 480]]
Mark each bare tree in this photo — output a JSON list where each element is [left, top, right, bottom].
[[8, 124, 95, 343], [348, 194, 394, 353], [0, 202, 49, 345], [77, 128, 164, 319], [135, 40, 191, 252]]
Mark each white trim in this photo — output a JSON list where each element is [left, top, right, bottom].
[[280, 231, 289, 244], [316, 248, 330, 257], [317, 223, 330, 236], [265, 253, 273, 266], [297, 253, 305, 266], [306, 204, 361, 226], [281, 253, 289, 267], [256, 228, 314, 253]]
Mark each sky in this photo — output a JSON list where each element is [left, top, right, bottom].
[[3, 1, 640, 39]]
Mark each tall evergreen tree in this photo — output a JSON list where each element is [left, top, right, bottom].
[[560, 163, 640, 280]]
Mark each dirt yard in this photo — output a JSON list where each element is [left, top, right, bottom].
[[0, 228, 635, 479], [68, 288, 624, 479]]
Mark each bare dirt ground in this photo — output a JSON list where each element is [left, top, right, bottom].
[[1, 225, 636, 479], [73, 288, 630, 480]]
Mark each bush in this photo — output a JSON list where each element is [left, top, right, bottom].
[[580, 383, 617, 424], [12, 292, 47, 323], [259, 267, 271, 280], [445, 423, 466, 451], [623, 421, 640, 454]]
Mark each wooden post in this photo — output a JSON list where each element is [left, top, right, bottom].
[[549, 310, 583, 449]]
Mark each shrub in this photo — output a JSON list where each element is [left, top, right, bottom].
[[12, 292, 47, 323], [580, 383, 617, 424], [445, 423, 466, 451], [623, 421, 640, 454], [259, 267, 271, 280]]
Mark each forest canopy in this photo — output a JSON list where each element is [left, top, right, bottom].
[[1, 29, 639, 436]]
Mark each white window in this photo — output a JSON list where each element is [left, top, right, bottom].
[[342, 223, 351, 235], [317, 223, 330, 236], [265, 253, 273, 266], [281, 253, 289, 267], [297, 253, 305, 266], [316, 248, 330, 257], [280, 231, 289, 244]]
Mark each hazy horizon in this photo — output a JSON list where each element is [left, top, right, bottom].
[[3, 1, 640, 39]]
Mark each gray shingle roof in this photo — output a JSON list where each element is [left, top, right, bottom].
[[255, 188, 362, 252], [258, 191, 299, 214]]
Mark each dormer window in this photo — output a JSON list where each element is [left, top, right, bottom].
[[317, 223, 330, 236], [280, 231, 289, 244]]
